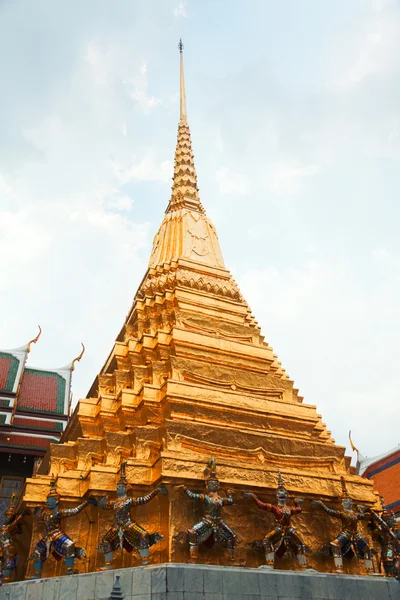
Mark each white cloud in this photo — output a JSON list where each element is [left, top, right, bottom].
[[330, 5, 400, 90], [111, 153, 172, 185], [0, 172, 15, 199], [216, 166, 249, 195], [84, 41, 113, 86], [123, 62, 161, 115], [215, 131, 224, 153], [105, 194, 133, 212], [267, 159, 319, 196], [174, 1, 188, 17]]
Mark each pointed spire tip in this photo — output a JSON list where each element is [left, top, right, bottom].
[[179, 39, 187, 121]]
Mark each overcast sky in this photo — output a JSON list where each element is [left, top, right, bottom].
[[1, 0, 399, 460]]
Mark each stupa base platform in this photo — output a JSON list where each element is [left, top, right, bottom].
[[1, 563, 398, 600]]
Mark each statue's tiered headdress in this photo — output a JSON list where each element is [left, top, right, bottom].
[[117, 461, 129, 487], [204, 456, 218, 485], [47, 475, 60, 502], [277, 468, 287, 493], [5, 492, 17, 521], [339, 476, 350, 500]]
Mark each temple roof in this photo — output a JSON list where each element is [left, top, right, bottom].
[[0, 331, 84, 454], [357, 444, 400, 477]]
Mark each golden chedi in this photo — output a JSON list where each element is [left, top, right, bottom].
[[23, 42, 379, 577]]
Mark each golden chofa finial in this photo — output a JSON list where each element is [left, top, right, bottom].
[[178, 38, 187, 122], [27, 325, 42, 353], [348, 430, 359, 455], [71, 343, 85, 371]]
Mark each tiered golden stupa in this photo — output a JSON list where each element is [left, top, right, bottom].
[[24, 43, 378, 576]]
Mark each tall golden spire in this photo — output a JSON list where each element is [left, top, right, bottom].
[[179, 39, 187, 122], [166, 40, 204, 215]]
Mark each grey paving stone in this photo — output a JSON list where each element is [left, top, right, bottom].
[[240, 569, 261, 595], [388, 578, 400, 600], [94, 570, 114, 600], [260, 589, 279, 600], [258, 570, 278, 599], [3, 582, 27, 600], [24, 580, 43, 600], [357, 577, 390, 600], [76, 572, 96, 600], [115, 568, 133, 598], [42, 578, 60, 600], [166, 593, 184, 600], [222, 568, 243, 596], [182, 593, 204, 600], [151, 593, 167, 600], [203, 568, 222, 594], [166, 565, 185, 592], [151, 567, 167, 593], [130, 595, 151, 600], [59, 576, 78, 600], [183, 566, 204, 594], [307, 574, 328, 599], [132, 567, 152, 596], [324, 573, 351, 600], [275, 572, 307, 598], [222, 594, 245, 600]]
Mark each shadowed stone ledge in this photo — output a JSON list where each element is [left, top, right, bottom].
[[0, 563, 398, 600]]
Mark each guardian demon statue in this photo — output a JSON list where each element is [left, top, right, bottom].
[[244, 469, 308, 569], [96, 462, 167, 568], [311, 476, 373, 574]]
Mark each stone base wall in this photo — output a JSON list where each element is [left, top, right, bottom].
[[0, 563, 398, 600]]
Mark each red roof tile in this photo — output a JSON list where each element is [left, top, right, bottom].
[[18, 369, 66, 415], [0, 353, 20, 393], [13, 417, 63, 431], [0, 432, 54, 450], [0, 357, 11, 389]]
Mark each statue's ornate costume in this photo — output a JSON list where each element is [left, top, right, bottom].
[[311, 476, 373, 574], [31, 479, 89, 578], [368, 500, 400, 577], [245, 469, 308, 568], [181, 457, 239, 562], [0, 494, 25, 584], [96, 462, 166, 567]]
